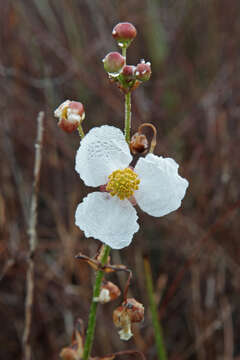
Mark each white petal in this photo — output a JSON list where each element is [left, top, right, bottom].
[[119, 325, 133, 341], [75, 126, 132, 187], [134, 154, 189, 217], [54, 100, 70, 118], [67, 112, 81, 123], [75, 192, 139, 249]]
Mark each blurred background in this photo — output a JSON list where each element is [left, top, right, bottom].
[[1, 0, 240, 359]]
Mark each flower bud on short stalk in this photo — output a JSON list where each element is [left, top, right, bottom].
[[121, 65, 136, 81], [103, 52, 125, 76], [117, 65, 139, 93], [54, 100, 85, 133], [112, 22, 137, 48], [113, 298, 144, 341], [135, 60, 151, 82]]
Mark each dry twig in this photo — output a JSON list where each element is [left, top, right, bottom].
[[22, 111, 44, 360]]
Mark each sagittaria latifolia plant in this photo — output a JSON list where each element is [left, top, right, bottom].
[[54, 22, 189, 360]]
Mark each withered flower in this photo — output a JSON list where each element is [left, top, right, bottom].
[[94, 281, 121, 304], [130, 132, 148, 155], [113, 298, 144, 341]]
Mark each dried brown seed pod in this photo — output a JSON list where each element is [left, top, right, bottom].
[[130, 132, 148, 154], [130, 123, 157, 154], [123, 298, 144, 323], [113, 305, 132, 341], [113, 298, 144, 341]]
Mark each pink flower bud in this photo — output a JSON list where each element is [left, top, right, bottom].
[[112, 22, 137, 45], [135, 60, 151, 81], [121, 65, 136, 81], [103, 52, 125, 74], [54, 100, 85, 133]]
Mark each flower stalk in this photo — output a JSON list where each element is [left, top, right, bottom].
[[78, 124, 85, 139], [124, 92, 131, 144], [121, 45, 132, 144], [143, 256, 168, 360], [122, 45, 127, 61], [82, 244, 111, 360]]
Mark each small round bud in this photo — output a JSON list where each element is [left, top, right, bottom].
[[103, 52, 125, 74], [130, 132, 148, 154], [135, 60, 151, 81], [121, 65, 136, 81], [54, 100, 85, 133], [112, 22, 137, 47]]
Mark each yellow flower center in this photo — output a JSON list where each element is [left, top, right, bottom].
[[61, 106, 68, 119], [106, 168, 140, 200]]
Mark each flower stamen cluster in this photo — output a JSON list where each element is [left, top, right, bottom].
[[106, 168, 140, 200]]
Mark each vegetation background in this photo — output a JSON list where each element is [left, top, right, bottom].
[[1, 0, 240, 359]]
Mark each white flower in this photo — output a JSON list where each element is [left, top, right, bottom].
[[75, 125, 188, 249], [54, 100, 85, 124], [54, 100, 85, 133]]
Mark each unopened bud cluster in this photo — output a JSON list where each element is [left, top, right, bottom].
[[102, 22, 151, 93]]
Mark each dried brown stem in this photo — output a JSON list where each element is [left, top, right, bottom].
[[22, 111, 44, 360], [75, 252, 132, 300]]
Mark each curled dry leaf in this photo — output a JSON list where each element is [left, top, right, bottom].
[[75, 252, 127, 273], [60, 319, 84, 360]]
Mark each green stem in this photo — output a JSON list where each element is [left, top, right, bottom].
[[121, 45, 131, 143], [83, 245, 111, 360], [122, 46, 127, 62], [143, 257, 167, 360], [78, 124, 85, 139], [124, 92, 131, 144]]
